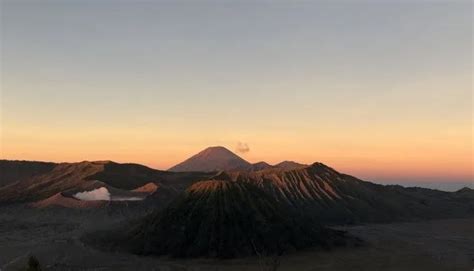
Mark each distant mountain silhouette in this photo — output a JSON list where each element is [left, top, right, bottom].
[[168, 146, 308, 172], [168, 146, 251, 172], [455, 187, 474, 199]]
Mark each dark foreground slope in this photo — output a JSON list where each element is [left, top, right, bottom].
[[85, 180, 359, 258], [2, 206, 472, 271]]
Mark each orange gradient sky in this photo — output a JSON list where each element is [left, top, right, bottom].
[[1, 1, 472, 184]]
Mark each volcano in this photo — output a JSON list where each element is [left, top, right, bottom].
[[168, 146, 251, 172], [87, 179, 356, 258]]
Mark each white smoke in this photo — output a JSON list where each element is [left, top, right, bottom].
[[74, 187, 111, 201]]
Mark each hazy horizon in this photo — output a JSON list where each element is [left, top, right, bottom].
[[1, 1, 472, 185]]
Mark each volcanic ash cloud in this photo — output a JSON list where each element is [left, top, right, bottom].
[[74, 187, 111, 201]]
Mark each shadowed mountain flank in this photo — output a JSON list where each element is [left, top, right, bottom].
[[86, 179, 357, 258], [0, 160, 57, 187]]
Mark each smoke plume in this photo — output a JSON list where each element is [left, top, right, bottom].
[[235, 142, 250, 153], [74, 187, 111, 201]]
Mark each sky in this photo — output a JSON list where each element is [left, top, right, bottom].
[[0, 0, 472, 187]]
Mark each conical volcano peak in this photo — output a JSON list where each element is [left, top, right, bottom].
[[197, 146, 236, 157], [168, 146, 251, 172]]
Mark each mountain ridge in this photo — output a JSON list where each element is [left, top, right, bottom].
[[0, 160, 213, 204], [0, 150, 472, 225], [168, 146, 308, 172]]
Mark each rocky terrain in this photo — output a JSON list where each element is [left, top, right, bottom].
[[0, 146, 472, 269]]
